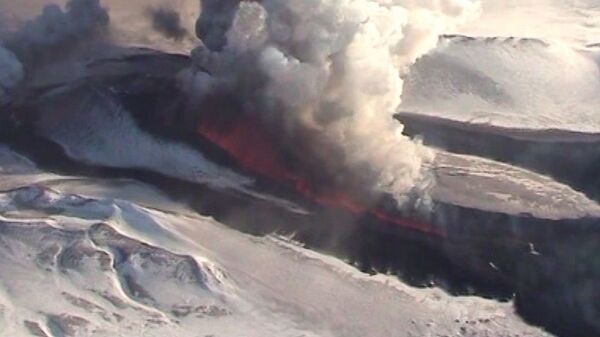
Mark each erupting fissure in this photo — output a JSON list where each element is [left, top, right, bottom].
[[197, 116, 441, 236], [185, 0, 484, 238]]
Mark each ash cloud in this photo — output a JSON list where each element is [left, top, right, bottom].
[[2, 0, 109, 69], [189, 0, 481, 204], [195, 0, 242, 51], [0, 45, 23, 105], [148, 7, 188, 41]]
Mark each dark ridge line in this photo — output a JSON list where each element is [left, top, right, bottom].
[[439, 34, 550, 47], [398, 112, 600, 202], [398, 111, 600, 142]]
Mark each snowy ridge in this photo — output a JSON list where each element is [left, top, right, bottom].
[[0, 220, 228, 337], [0, 185, 239, 337], [401, 34, 600, 132], [430, 150, 600, 219], [0, 181, 318, 336]]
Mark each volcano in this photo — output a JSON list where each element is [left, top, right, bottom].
[[2, 48, 600, 336], [196, 103, 441, 235], [4, 0, 600, 336]]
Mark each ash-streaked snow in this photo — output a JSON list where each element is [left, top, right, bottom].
[[34, 85, 254, 192], [430, 150, 600, 219], [0, 146, 551, 337]]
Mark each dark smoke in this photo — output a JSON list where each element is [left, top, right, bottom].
[[0, 46, 22, 105], [2, 0, 109, 69], [195, 0, 243, 51], [148, 7, 188, 41]]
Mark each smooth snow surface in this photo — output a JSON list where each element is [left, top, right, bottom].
[[401, 35, 600, 132]]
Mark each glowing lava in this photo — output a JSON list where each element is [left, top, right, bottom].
[[198, 115, 442, 236]]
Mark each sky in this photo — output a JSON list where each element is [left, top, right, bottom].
[[3, 0, 600, 48]]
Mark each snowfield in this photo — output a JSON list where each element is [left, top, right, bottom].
[[401, 35, 600, 132], [0, 146, 553, 337]]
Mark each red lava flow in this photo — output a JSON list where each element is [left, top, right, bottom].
[[197, 115, 442, 236]]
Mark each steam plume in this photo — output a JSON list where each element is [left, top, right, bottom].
[[191, 0, 480, 204]]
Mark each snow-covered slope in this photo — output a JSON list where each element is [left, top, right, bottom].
[[397, 0, 600, 132], [0, 146, 552, 337], [401, 35, 600, 132], [430, 150, 600, 219], [33, 85, 253, 192]]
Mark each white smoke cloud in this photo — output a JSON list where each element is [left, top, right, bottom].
[[191, 0, 480, 203], [0, 45, 23, 105]]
